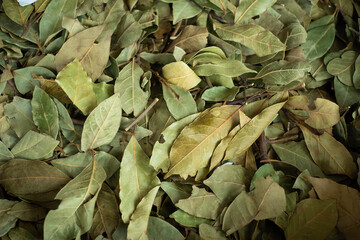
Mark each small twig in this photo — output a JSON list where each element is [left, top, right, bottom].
[[125, 98, 159, 131], [72, 118, 85, 125], [260, 159, 281, 164], [204, 76, 213, 87], [268, 134, 299, 144]]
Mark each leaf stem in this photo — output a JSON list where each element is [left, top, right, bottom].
[[125, 98, 159, 131]]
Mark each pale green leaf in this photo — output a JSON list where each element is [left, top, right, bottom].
[[31, 87, 59, 138], [81, 93, 122, 151], [11, 130, 59, 160], [2, 0, 34, 26], [146, 216, 184, 240], [234, 0, 276, 24], [0, 141, 13, 162], [162, 61, 201, 90]]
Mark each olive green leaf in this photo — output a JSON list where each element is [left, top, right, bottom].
[[0, 141, 13, 161], [146, 216, 184, 240], [330, 0, 353, 16], [272, 141, 325, 177], [171, 0, 202, 24], [222, 191, 257, 235], [81, 93, 122, 151], [39, 0, 77, 45], [13, 66, 55, 95], [327, 50, 357, 86], [304, 98, 340, 129], [54, 25, 110, 81], [167, 25, 208, 53], [234, 0, 276, 24], [114, 59, 148, 116], [161, 182, 192, 204], [202, 87, 240, 102], [53, 98, 81, 142], [353, 55, 360, 89], [2, 0, 34, 26], [252, 176, 286, 220], [0, 159, 70, 196], [199, 223, 227, 240], [162, 61, 202, 90], [285, 199, 338, 240], [44, 161, 106, 240], [176, 186, 222, 220], [150, 113, 199, 172], [279, 23, 307, 50], [214, 22, 285, 57], [300, 125, 357, 178], [302, 15, 335, 62], [7, 227, 38, 240], [8, 201, 47, 222], [334, 77, 360, 108], [51, 152, 120, 180], [248, 61, 310, 85], [162, 83, 197, 120], [225, 102, 286, 160], [170, 209, 212, 228], [31, 87, 59, 138], [119, 136, 160, 223], [165, 105, 241, 179], [0, 199, 18, 237], [307, 177, 360, 239], [204, 165, 251, 205], [4, 97, 37, 138], [55, 59, 98, 115], [90, 184, 120, 239], [11, 130, 59, 160], [127, 186, 160, 240]]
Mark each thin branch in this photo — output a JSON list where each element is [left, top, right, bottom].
[[268, 134, 299, 144], [257, 132, 268, 161], [125, 98, 159, 131]]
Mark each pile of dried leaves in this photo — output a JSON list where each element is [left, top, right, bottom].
[[1, 0, 360, 239]]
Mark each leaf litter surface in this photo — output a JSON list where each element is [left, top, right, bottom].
[[0, 0, 360, 239]]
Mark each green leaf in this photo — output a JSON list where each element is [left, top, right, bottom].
[[304, 98, 340, 129], [146, 216, 184, 240], [162, 83, 197, 120], [119, 136, 160, 223], [171, 209, 212, 228], [307, 177, 360, 239], [165, 105, 241, 179], [302, 15, 335, 62], [234, 0, 277, 24], [44, 158, 106, 240], [127, 186, 160, 240], [4, 97, 37, 138], [204, 165, 251, 205], [225, 102, 286, 160], [54, 25, 110, 81], [0, 199, 18, 237], [199, 223, 227, 240], [176, 186, 222, 220], [11, 130, 59, 160], [300, 125, 357, 178], [172, 0, 202, 24], [252, 176, 286, 220], [327, 50, 357, 86], [39, 0, 77, 44], [53, 98, 81, 142], [285, 199, 338, 240], [161, 182, 192, 204], [0, 159, 70, 196], [334, 77, 360, 107], [193, 59, 256, 78], [272, 141, 325, 177], [114, 60, 148, 116], [214, 22, 285, 57], [150, 113, 199, 172], [202, 86, 240, 101], [13, 66, 55, 95], [55, 59, 98, 115], [7, 227, 38, 240], [162, 61, 202, 90], [249, 61, 311, 85], [2, 0, 34, 26], [0, 141, 13, 161], [31, 87, 59, 138], [90, 184, 120, 239], [222, 191, 257, 235], [167, 25, 208, 53], [7, 201, 47, 221], [51, 151, 120, 180], [81, 93, 122, 151]]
